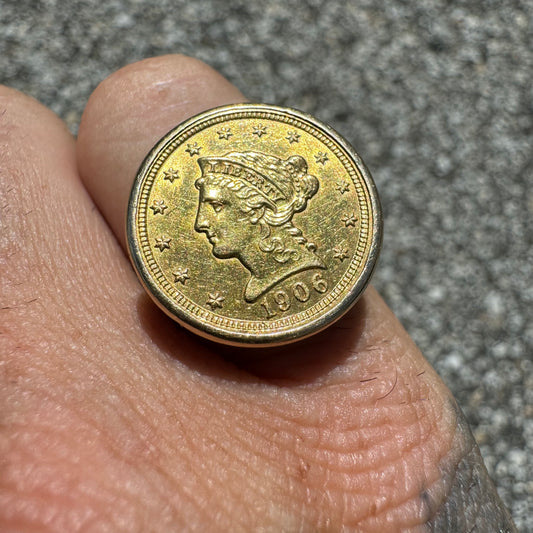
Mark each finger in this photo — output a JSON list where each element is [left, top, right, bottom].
[[77, 54, 244, 247], [73, 56, 515, 531], [0, 86, 158, 528], [0, 85, 139, 337]]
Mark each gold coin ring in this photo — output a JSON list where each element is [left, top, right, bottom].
[[127, 104, 382, 346]]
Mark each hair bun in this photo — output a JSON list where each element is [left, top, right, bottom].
[[287, 155, 308, 175], [291, 169, 319, 213]]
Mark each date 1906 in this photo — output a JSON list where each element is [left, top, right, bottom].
[[260, 273, 328, 318]]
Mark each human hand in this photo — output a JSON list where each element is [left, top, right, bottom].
[[1, 55, 516, 532]]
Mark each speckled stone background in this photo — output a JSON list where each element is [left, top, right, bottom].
[[2, 0, 532, 529]]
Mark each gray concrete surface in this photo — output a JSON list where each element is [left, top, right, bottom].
[[2, 0, 532, 529]]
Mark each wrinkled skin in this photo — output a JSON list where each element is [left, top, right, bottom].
[[0, 55, 516, 532]]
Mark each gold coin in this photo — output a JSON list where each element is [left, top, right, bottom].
[[127, 104, 382, 346]]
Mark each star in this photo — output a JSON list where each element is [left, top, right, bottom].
[[206, 291, 225, 310], [150, 199, 168, 215], [315, 151, 329, 165], [252, 124, 268, 137], [163, 168, 180, 183], [173, 267, 190, 285], [333, 247, 350, 262], [341, 213, 358, 227], [286, 131, 301, 144], [185, 142, 201, 156], [217, 127, 232, 140], [336, 180, 350, 194], [154, 236, 171, 252]]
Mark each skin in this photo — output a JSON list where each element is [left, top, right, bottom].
[[0, 55, 516, 532]]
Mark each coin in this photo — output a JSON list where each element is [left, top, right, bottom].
[[127, 103, 382, 346]]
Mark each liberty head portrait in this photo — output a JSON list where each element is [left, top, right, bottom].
[[194, 151, 325, 302]]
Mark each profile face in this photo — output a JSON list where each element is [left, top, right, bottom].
[[194, 182, 256, 259]]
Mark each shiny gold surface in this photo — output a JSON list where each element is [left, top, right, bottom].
[[127, 104, 382, 346]]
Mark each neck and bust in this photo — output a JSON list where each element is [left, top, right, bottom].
[[235, 222, 325, 303]]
